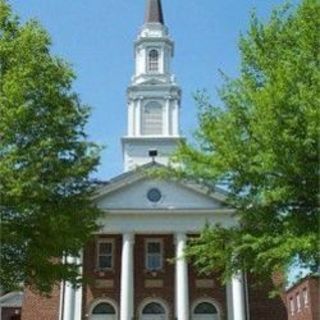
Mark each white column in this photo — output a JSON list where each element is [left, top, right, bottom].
[[120, 233, 135, 320], [226, 281, 234, 320], [128, 100, 134, 136], [231, 272, 246, 320], [136, 98, 142, 136], [175, 233, 189, 320], [172, 101, 179, 136], [74, 251, 83, 320], [164, 97, 171, 136], [62, 256, 75, 320]]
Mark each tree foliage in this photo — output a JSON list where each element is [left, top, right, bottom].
[[176, 0, 320, 285], [0, 0, 101, 293]]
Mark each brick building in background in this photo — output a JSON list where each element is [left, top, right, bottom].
[[0, 292, 23, 320], [20, 1, 288, 319], [286, 275, 319, 320]]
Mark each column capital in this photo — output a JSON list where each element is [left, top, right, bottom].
[[123, 233, 135, 244], [174, 232, 187, 245]]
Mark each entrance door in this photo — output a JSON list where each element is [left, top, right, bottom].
[[192, 302, 219, 320], [141, 302, 166, 320], [90, 302, 117, 320]]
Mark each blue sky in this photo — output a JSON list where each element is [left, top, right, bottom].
[[11, 0, 288, 179]]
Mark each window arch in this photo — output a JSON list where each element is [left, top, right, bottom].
[[92, 303, 116, 314], [139, 299, 169, 320], [141, 101, 163, 135], [89, 299, 118, 320], [142, 302, 166, 314], [191, 299, 220, 320], [194, 302, 218, 314], [148, 49, 159, 72]]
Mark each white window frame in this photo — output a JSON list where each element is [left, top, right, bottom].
[[96, 239, 114, 271], [302, 288, 308, 307], [296, 293, 301, 312], [145, 239, 163, 271], [290, 297, 295, 315], [147, 49, 160, 73]]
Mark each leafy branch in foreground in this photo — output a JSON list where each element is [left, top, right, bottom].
[[0, 0, 102, 293], [177, 0, 320, 287]]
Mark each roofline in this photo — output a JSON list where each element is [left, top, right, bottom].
[[286, 274, 320, 292]]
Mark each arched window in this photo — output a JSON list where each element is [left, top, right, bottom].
[[194, 302, 218, 314], [148, 49, 159, 72], [141, 102, 163, 135], [142, 302, 165, 314], [92, 302, 116, 314], [192, 301, 219, 320]]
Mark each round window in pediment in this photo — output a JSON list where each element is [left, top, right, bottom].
[[147, 188, 162, 203]]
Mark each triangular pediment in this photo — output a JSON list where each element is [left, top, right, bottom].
[[94, 163, 229, 211], [0, 292, 23, 307]]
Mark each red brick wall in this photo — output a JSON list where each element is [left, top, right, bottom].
[[1, 307, 21, 320], [82, 235, 122, 317], [21, 287, 60, 320], [82, 234, 228, 319], [134, 234, 175, 318], [21, 234, 291, 320], [309, 277, 320, 320], [286, 276, 319, 320], [247, 274, 287, 320], [189, 266, 227, 317]]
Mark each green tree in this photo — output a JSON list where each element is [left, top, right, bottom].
[[176, 0, 320, 286], [0, 0, 101, 293]]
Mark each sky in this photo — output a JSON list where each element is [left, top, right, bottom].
[[11, 0, 289, 180]]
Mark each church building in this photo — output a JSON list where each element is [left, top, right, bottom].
[[20, 1, 288, 319]]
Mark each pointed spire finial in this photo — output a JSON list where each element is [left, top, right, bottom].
[[145, 0, 164, 25]]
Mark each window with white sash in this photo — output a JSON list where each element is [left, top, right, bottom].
[[290, 298, 295, 315], [296, 293, 301, 312], [97, 240, 114, 270], [148, 49, 159, 73], [145, 239, 163, 271], [303, 288, 308, 307]]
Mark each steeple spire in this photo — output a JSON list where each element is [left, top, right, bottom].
[[145, 0, 164, 25]]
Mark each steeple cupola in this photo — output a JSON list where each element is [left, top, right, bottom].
[[122, 0, 182, 172]]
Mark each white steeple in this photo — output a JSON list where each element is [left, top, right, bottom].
[[122, 0, 182, 172]]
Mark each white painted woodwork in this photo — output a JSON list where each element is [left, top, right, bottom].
[[120, 233, 135, 320], [231, 272, 246, 320], [74, 253, 83, 320], [175, 233, 189, 320], [62, 256, 75, 320]]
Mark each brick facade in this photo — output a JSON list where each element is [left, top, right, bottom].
[[20, 234, 288, 319], [246, 274, 287, 320], [286, 275, 319, 320], [80, 234, 287, 320], [21, 287, 60, 320]]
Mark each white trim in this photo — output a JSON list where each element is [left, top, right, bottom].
[[0, 291, 23, 307], [302, 288, 309, 307], [100, 209, 235, 215], [93, 167, 229, 205], [96, 239, 115, 271], [145, 238, 164, 271]]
